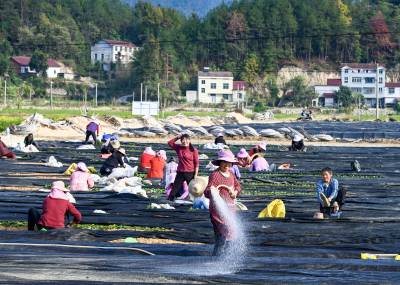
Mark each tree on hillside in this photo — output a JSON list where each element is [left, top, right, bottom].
[[30, 50, 48, 77], [283, 76, 317, 107]]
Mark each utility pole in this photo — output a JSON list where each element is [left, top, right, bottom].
[[3, 77, 7, 106], [157, 83, 160, 117], [140, 83, 143, 102], [50, 81, 53, 109], [95, 83, 98, 107], [375, 63, 379, 120], [132, 91, 135, 115], [165, 53, 169, 86]]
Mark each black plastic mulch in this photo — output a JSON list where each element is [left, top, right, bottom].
[[0, 139, 399, 284]]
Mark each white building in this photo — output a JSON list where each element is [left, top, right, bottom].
[[11, 56, 63, 79], [314, 63, 400, 108], [314, 79, 341, 107], [341, 63, 385, 107], [91, 40, 139, 71], [186, 69, 246, 104]]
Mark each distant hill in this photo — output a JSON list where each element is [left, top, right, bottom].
[[125, 0, 232, 16]]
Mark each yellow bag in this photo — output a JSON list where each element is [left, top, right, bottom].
[[64, 163, 77, 175], [88, 166, 97, 174], [64, 163, 97, 175], [258, 199, 285, 218]]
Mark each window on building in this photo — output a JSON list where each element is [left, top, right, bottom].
[[94, 54, 98, 61], [344, 69, 348, 73], [352, 77, 362, 83], [363, 87, 375, 94], [351, 87, 362, 93], [201, 80, 205, 84], [379, 87, 383, 93], [358, 69, 360, 73], [101, 54, 104, 61], [211, 83, 216, 89], [223, 94, 229, 100], [379, 77, 383, 84], [201, 88, 205, 93], [379, 69, 383, 74], [223, 83, 229, 89], [238, 93, 242, 99], [344, 77, 348, 83], [389, 87, 395, 94], [365, 77, 375, 83]]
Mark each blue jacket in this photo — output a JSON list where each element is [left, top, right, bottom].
[[316, 178, 339, 204]]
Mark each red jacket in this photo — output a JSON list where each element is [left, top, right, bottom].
[[147, 157, 166, 179], [0, 140, 15, 158], [168, 138, 199, 172], [204, 170, 241, 240], [38, 197, 82, 229], [140, 153, 155, 169]]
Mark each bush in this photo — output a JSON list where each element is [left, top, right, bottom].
[[253, 102, 267, 113]]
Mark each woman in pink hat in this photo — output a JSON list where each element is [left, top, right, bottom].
[[236, 148, 251, 168], [248, 142, 267, 157], [204, 149, 241, 256], [69, 162, 95, 191], [28, 181, 82, 231]]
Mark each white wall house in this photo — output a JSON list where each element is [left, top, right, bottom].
[[187, 69, 246, 104], [383, 83, 400, 106], [91, 40, 139, 71], [314, 63, 400, 108], [196, 70, 234, 103], [314, 79, 341, 107], [341, 63, 386, 107], [11, 56, 63, 79]]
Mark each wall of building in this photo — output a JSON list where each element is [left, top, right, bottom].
[[197, 76, 233, 103]]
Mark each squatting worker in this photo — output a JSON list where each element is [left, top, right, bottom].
[[85, 120, 100, 144], [24, 133, 39, 148], [204, 149, 241, 256], [28, 181, 81, 231], [100, 148, 127, 176], [70, 162, 95, 191], [214, 133, 226, 145], [168, 133, 199, 201], [316, 167, 345, 216], [289, 135, 305, 152]]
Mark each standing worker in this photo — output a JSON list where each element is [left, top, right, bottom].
[[168, 134, 199, 201], [84, 120, 100, 144]]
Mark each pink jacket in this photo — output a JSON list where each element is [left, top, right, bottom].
[[69, 170, 94, 191]]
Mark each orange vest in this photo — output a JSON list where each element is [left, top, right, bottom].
[[140, 153, 155, 169], [147, 157, 166, 179]]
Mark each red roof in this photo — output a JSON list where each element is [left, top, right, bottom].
[[11, 56, 31, 66], [47, 59, 61, 68], [341, 63, 385, 69], [327, 79, 341, 86], [233, 81, 247, 90], [323, 93, 336, 98], [104, 40, 136, 48], [11, 56, 61, 68], [386, 82, 400, 88]]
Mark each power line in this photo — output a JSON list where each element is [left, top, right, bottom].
[[8, 30, 400, 49]]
